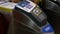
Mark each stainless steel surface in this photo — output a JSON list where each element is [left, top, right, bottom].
[[45, 0, 60, 14], [7, 9, 43, 34], [14, 10, 43, 34]]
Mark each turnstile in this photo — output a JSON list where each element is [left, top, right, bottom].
[[39, 0, 60, 34], [7, 0, 54, 34]]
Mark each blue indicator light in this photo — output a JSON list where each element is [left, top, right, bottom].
[[42, 24, 54, 33]]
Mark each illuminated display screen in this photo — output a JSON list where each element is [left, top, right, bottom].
[[18, 1, 30, 7], [18, 0, 33, 9], [16, 0, 36, 12]]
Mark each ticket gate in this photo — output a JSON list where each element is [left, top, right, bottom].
[[7, 0, 54, 34], [0, 1, 17, 34], [38, 0, 60, 34]]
